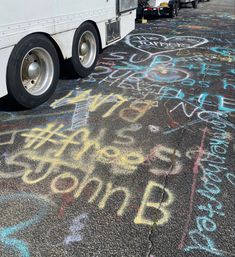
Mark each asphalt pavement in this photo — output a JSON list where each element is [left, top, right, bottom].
[[0, 0, 235, 256]]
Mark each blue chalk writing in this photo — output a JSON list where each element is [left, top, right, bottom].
[[185, 116, 230, 256], [226, 173, 235, 187], [0, 193, 49, 257], [210, 47, 235, 61], [185, 230, 222, 256]]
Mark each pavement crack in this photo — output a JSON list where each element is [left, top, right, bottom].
[[146, 226, 154, 257], [146, 128, 186, 257]]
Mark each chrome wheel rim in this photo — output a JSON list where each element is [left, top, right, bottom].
[[78, 31, 96, 68], [20, 47, 54, 96]]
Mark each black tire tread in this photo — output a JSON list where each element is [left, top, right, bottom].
[[7, 34, 60, 108]]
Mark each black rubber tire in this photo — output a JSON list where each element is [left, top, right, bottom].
[[169, 4, 177, 18], [7, 34, 60, 108], [192, 0, 198, 8], [176, 1, 180, 16], [72, 22, 100, 78]]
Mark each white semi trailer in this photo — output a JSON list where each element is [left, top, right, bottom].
[[0, 0, 137, 108]]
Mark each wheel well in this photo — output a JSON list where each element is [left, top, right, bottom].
[[23, 22, 102, 76], [28, 22, 102, 61], [34, 32, 65, 68], [83, 20, 103, 53]]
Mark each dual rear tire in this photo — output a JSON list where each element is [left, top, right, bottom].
[[169, 2, 179, 18], [192, 0, 198, 8], [6, 22, 99, 108]]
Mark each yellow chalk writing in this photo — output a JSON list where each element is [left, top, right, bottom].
[[119, 100, 153, 123], [51, 172, 79, 194], [74, 174, 103, 203], [134, 180, 174, 226], [98, 182, 131, 216]]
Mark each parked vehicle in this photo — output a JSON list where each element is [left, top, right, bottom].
[[180, 0, 199, 8], [0, 0, 138, 108], [137, 0, 180, 19]]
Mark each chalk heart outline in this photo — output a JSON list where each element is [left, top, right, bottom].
[[125, 33, 209, 56]]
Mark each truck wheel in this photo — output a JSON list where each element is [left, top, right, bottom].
[[72, 22, 100, 78], [7, 34, 60, 108], [169, 3, 177, 18], [176, 1, 180, 16], [192, 0, 198, 8]]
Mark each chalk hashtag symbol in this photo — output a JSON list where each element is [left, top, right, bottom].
[[21, 124, 90, 158], [22, 123, 66, 150]]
